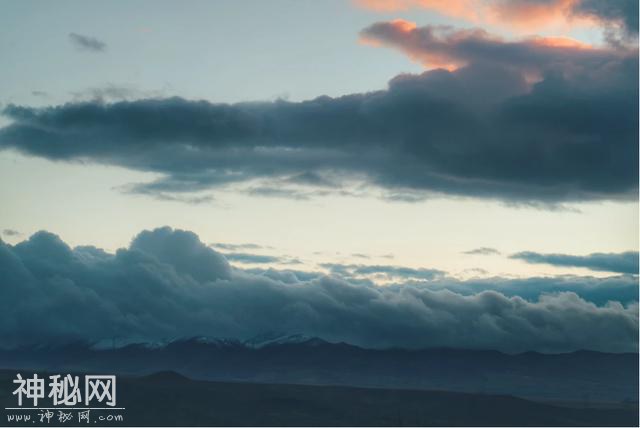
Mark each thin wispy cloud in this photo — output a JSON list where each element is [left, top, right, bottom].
[[68, 32, 107, 52], [464, 247, 501, 256], [351, 253, 371, 259], [2, 229, 22, 237], [118, 184, 214, 205], [70, 84, 167, 102], [222, 252, 283, 264], [510, 251, 639, 274], [321, 262, 446, 281], [211, 242, 267, 251]]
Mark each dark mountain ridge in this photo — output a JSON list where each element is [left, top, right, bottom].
[[1, 335, 637, 403]]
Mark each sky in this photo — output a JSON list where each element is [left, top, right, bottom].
[[0, 0, 638, 352]]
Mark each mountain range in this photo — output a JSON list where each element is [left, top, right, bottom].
[[1, 334, 637, 403]]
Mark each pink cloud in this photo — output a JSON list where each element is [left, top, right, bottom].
[[354, 0, 600, 35]]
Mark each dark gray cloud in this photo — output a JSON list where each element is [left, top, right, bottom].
[[403, 274, 639, 307], [495, 0, 638, 39], [252, 265, 639, 306], [360, 21, 632, 71], [68, 33, 107, 52], [511, 251, 639, 274], [0, 227, 636, 352], [286, 171, 338, 188], [1, 25, 636, 205], [2, 229, 22, 237], [464, 247, 501, 256], [571, 0, 638, 41]]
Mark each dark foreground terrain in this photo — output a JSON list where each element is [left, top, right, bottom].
[[0, 370, 638, 426]]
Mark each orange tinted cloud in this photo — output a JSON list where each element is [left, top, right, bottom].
[[355, 0, 595, 34], [488, 0, 585, 31], [360, 20, 613, 73], [359, 19, 472, 70], [530, 36, 592, 49], [389, 18, 417, 32]]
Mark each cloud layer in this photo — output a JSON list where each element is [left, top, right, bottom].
[[0, 227, 637, 353], [360, 20, 620, 70], [511, 251, 639, 274], [321, 262, 446, 281], [1, 31, 637, 205], [356, 0, 638, 41]]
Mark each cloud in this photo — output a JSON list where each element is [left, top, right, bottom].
[[355, 0, 638, 41], [0, 227, 638, 352], [510, 251, 639, 274], [222, 252, 284, 264], [360, 20, 622, 71], [322, 262, 446, 281], [404, 274, 639, 307], [126, 227, 231, 282], [211, 242, 267, 251], [70, 84, 168, 103], [0, 227, 636, 353], [461, 267, 490, 276], [570, 0, 638, 40], [464, 247, 501, 256], [244, 267, 323, 283], [286, 171, 338, 188], [342, 252, 395, 260], [351, 253, 371, 259], [245, 186, 312, 200], [2, 229, 22, 237], [214, 249, 302, 265], [118, 183, 214, 205], [381, 190, 429, 203], [1, 33, 636, 206], [68, 33, 107, 52], [72, 85, 134, 101], [321, 261, 639, 305]]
